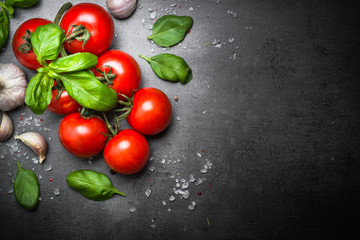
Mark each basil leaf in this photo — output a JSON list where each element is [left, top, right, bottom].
[[1, 3, 14, 18], [49, 53, 98, 73], [31, 23, 65, 65], [58, 70, 118, 111], [14, 162, 39, 211], [139, 53, 192, 84], [5, 0, 38, 8], [147, 15, 193, 47], [66, 170, 126, 201], [25, 72, 53, 115], [0, 6, 10, 49]]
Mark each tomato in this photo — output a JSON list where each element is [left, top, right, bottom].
[[47, 82, 81, 115], [58, 112, 109, 158], [93, 50, 141, 99], [103, 129, 150, 175], [59, 3, 114, 56], [12, 18, 52, 70], [127, 88, 172, 135]]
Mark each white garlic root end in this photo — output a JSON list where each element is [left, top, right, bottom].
[[14, 132, 48, 163], [0, 111, 14, 142]]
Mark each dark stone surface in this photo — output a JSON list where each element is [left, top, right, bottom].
[[1, 0, 360, 239]]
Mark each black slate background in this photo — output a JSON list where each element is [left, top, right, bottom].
[[1, 0, 360, 239]]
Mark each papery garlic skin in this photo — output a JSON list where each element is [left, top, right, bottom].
[[0, 111, 13, 142], [106, 0, 137, 19], [14, 132, 48, 163], [0, 63, 27, 111]]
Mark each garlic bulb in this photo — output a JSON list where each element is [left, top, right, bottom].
[[106, 0, 137, 19], [0, 111, 13, 142], [14, 132, 48, 163], [0, 63, 27, 111]]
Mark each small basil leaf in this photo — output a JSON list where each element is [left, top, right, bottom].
[[66, 170, 126, 201], [0, 7, 10, 49], [25, 72, 53, 115], [147, 15, 193, 47], [5, 0, 38, 8], [1, 4, 14, 18], [31, 23, 65, 65], [139, 53, 192, 84], [49, 53, 98, 73], [14, 162, 39, 211], [59, 70, 118, 111]]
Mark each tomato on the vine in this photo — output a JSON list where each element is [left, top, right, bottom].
[[127, 88, 172, 135], [12, 18, 52, 70], [103, 129, 150, 175], [59, 3, 114, 56], [93, 50, 141, 99], [58, 112, 109, 158], [47, 82, 81, 115]]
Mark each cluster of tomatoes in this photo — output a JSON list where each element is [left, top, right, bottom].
[[12, 3, 172, 175]]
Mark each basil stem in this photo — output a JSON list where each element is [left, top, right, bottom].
[[147, 15, 193, 47], [139, 53, 192, 84], [66, 170, 126, 201], [14, 161, 40, 211]]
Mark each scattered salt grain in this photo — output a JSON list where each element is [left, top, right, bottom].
[[32, 157, 39, 165], [145, 188, 152, 197], [129, 207, 136, 213], [162, 200, 167, 206], [182, 181, 189, 189], [54, 189, 60, 196], [197, 153, 202, 158], [149, 166, 156, 172], [150, 12, 157, 19], [229, 37, 234, 43], [189, 7, 193, 11], [189, 174, 195, 182], [44, 164, 52, 172], [169, 195, 175, 201]]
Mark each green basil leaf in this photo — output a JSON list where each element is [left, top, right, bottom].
[[139, 53, 192, 84], [58, 70, 118, 111], [14, 162, 39, 210], [5, 0, 38, 8], [66, 170, 126, 201], [25, 72, 53, 115], [49, 53, 98, 73], [31, 23, 65, 65], [0, 7, 10, 49], [1, 3, 14, 18], [147, 15, 193, 47]]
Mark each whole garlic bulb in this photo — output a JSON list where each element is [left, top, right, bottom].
[[0, 63, 27, 111], [106, 0, 137, 19]]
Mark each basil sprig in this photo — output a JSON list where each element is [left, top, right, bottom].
[[66, 170, 126, 201], [14, 162, 39, 211], [147, 15, 193, 47], [139, 53, 192, 84], [0, 5, 10, 49], [5, 0, 38, 8]]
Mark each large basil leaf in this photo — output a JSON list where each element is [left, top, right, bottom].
[[25, 72, 53, 115], [5, 0, 38, 8], [147, 15, 193, 47], [66, 170, 126, 201], [58, 70, 118, 111], [49, 53, 98, 73], [31, 23, 65, 65], [0, 6, 10, 49], [139, 53, 192, 84], [14, 162, 39, 211]]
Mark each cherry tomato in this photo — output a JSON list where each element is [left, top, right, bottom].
[[58, 112, 109, 158], [127, 88, 172, 135], [12, 18, 52, 70], [59, 3, 114, 56], [103, 129, 150, 175], [93, 50, 141, 100], [47, 82, 81, 115]]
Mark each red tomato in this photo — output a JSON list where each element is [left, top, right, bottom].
[[58, 112, 109, 158], [47, 82, 81, 115], [127, 88, 172, 135], [59, 3, 114, 56], [93, 50, 141, 99], [12, 18, 52, 70], [103, 129, 150, 175]]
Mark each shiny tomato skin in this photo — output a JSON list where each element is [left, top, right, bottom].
[[59, 3, 114, 56], [58, 112, 109, 158], [12, 18, 52, 70], [94, 50, 141, 100], [47, 86, 81, 115], [127, 88, 172, 135], [103, 129, 150, 175]]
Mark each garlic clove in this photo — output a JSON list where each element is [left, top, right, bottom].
[[14, 132, 48, 163], [0, 111, 14, 142], [106, 0, 137, 19]]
